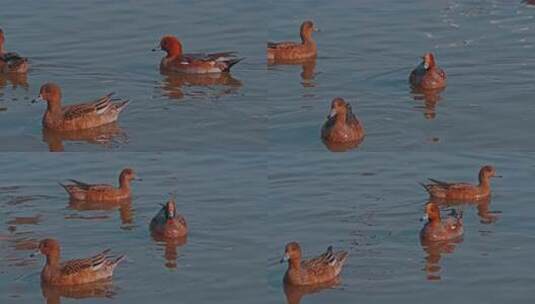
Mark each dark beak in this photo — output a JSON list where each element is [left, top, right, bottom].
[[32, 94, 44, 104]]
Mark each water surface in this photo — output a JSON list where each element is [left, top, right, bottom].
[[1, 0, 535, 151]]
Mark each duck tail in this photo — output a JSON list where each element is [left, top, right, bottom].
[[110, 254, 126, 269], [223, 57, 245, 72], [336, 250, 349, 265], [58, 182, 71, 193], [419, 182, 431, 193], [113, 100, 130, 113], [334, 250, 349, 275]]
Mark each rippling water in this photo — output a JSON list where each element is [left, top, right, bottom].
[[2, 153, 535, 303], [1, 0, 535, 303], [0, 0, 534, 151]]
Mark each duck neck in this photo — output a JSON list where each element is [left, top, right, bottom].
[[335, 112, 347, 125], [288, 257, 301, 271], [166, 43, 182, 59], [479, 176, 491, 191], [46, 99, 62, 115], [119, 177, 131, 191], [428, 214, 441, 225], [301, 33, 315, 46], [45, 252, 60, 268]]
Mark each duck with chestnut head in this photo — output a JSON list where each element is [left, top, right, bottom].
[[153, 35, 243, 74], [409, 53, 446, 90]]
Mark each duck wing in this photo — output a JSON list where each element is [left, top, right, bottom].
[[60, 249, 112, 275], [267, 41, 300, 49], [1, 52, 24, 62], [184, 51, 238, 62], [302, 246, 344, 274], [428, 178, 455, 187], [62, 93, 115, 121], [66, 179, 93, 190]]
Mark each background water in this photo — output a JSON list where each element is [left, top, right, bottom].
[[0, 0, 534, 151], [1, 0, 535, 303], [1, 153, 535, 303]]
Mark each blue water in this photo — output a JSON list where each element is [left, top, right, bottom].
[[1, 0, 535, 303]]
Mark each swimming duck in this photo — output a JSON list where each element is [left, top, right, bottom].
[[321, 97, 364, 144], [36, 238, 125, 286], [60, 168, 137, 203], [267, 21, 318, 61], [150, 199, 188, 239], [421, 165, 500, 201], [0, 28, 28, 73], [33, 83, 129, 131], [409, 53, 446, 90], [154, 35, 243, 74], [280, 242, 348, 286], [420, 202, 463, 242]]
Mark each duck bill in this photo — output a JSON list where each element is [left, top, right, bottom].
[[280, 253, 289, 263], [31, 94, 45, 104], [420, 214, 429, 222], [328, 108, 337, 119], [29, 248, 40, 258]]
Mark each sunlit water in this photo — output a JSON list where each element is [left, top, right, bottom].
[[0, 0, 534, 151], [1, 153, 535, 303], [1, 0, 535, 303]]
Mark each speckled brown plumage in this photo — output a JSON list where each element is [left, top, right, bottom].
[[267, 21, 318, 61], [409, 53, 446, 90], [37, 239, 125, 286], [281, 242, 348, 286], [421, 165, 500, 201], [60, 168, 137, 203], [34, 83, 129, 131]]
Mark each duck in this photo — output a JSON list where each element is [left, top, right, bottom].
[[421, 165, 500, 201], [321, 97, 364, 144], [32, 83, 129, 131], [153, 35, 243, 74], [267, 20, 318, 61], [150, 199, 188, 239], [59, 168, 138, 203], [35, 238, 125, 286], [409, 53, 446, 90], [280, 242, 348, 286], [420, 202, 463, 242], [0, 28, 28, 73]]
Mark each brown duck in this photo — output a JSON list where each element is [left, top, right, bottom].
[[267, 21, 318, 61], [36, 239, 125, 286], [280, 242, 348, 286], [33, 83, 129, 131], [421, 165, 501, 201], [60, 168, 138, 203]]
